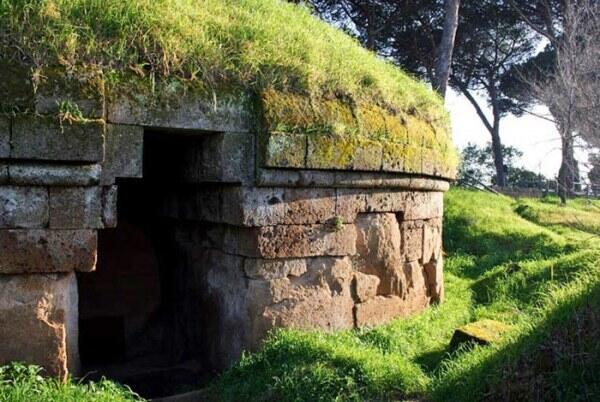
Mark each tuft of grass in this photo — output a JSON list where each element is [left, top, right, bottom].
[[0, 362, 143, 402]]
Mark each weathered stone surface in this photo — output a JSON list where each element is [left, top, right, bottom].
[[251, 257, 355, 334], [49, 187, 103, 229], [401, 220, 424, 262], [422, 218, 443, 263], [0, 230, 97, 273], [34, 68, 105, 118], [0, 273, 79, 379], [0, 186, 48, 228], [354, 296, 408, 327], [306, 134, 353, 170], [244, 258, 307, 280], [0, 116, 9, 158], [221, 223, 356, 258], [424, 259, 444, 303], [353, 272, 380, 302], [450, 320, 511, 348], [335, 189, 366, 223], [256, 168, 450, 190], [352, 141, 382, 171], [8, 163, 101, 186], [221, 187, 336, 226], [0, 164, 7, 185], [263, 132, 306, 169], [101, 124, 143, 184], [403, 191, 444, 221], [181, 132, 253, 184], [11, 116, 104, 162], [364, 191, 406, 213], [107, 94, 250, 132], [101, 186, 118, 228], [354, 213, 404, 296]]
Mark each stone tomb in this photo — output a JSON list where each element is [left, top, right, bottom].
[[0, 68, 454, 383]]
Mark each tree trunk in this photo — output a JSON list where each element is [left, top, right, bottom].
[[434, 0, 460, 98], [490, 118, 506, 187], [558, 131, 576, 204]]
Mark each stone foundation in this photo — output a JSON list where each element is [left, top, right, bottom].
[[0, 68, 453, 377]]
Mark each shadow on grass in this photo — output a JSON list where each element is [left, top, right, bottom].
[[429, 280, 600, 402]]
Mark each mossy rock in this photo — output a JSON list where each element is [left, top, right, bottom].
[[450, 319, 511, 348]]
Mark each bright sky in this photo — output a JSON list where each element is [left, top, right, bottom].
[[446, 88, 571, 179]]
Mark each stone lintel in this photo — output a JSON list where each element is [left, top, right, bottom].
[[107, 94, 251, 133], [11, 116, 104, 162], [101, 124, 143, 185]]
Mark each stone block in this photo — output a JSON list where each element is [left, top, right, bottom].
[[107, 92, 251, 132], [34, 67, 105, 118], [403, 191, 444, 220], [354, 213, 404, 296], [364, 191, 407, 213], [0, 273, 79, 379], [8, 163, 101, 186], [335, 189, 366, 223], [283, 188, 336, 225], [181, 132, 253, 184], [263, 132, 306, 169], [422, 218, 443, 263], [223, 223, 356, 258], [0, 186, 48, 228], [382, 141, 405, 172], [221, 187, 336, 226], [450, 320, 511, 348], [249, 257, 355, 333], [0, 116, 9, 158], [0, 230, 97, 273], [101, 124, 143, 184], [401, 220, 424, 262], [306, 134, 354, 170], [49, 187, 103, 229], [353, 272, 380, 302], [102, 186, 118, 228], [354, 296, 407, 327], [244, 258, 307, 280], [11, 116, 104, 162], [424, 258, 444, 303], [352, 141, 382, 171]]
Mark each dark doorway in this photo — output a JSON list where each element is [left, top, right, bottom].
[[78, 131, 214, 398]]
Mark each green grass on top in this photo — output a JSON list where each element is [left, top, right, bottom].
[[0, 0, 446, 125]]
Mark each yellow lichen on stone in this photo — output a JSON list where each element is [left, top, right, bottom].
[[264, 132, 307, 168], [259, 89, 458, 179], [451, 319, 511, 348]]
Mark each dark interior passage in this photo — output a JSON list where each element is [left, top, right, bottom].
[[78, 131, 215, 398]]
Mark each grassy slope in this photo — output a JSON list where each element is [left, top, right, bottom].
[[211, 189, 600, 402], [0, 0, 444, 123]]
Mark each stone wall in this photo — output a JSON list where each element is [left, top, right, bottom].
[[0, 66, 451, 377]]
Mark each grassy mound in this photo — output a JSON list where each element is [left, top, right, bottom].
[[0, 362, 142, 402], [0, 0, 457, 175], [208, 189, 600, 401], [0, 0, 444, 121]]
